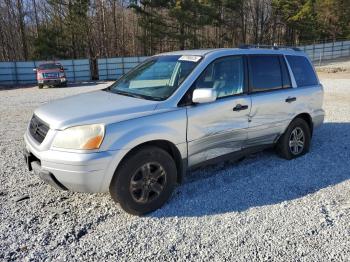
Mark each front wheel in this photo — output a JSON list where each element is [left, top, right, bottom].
[[109, 146, 177, 215], [38, 84, 43, 89], [276, 118, 311, 160]]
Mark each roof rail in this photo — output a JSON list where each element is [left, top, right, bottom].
[[239, 44, 301, 51]]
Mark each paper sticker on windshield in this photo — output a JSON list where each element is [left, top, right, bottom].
[[179, 55, 201, 62]]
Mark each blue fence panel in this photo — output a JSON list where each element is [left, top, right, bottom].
[[304, 40, 350, 61], [1, 41, 350, 86], [0, 59, 91, 86], [97, 44, 350, 81], [0, 62, 16, 85], [97, 56, 146, 81], [97, 45, 349, 81]]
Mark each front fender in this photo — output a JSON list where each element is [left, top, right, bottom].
[[97, 108, 188, 191], [101, 108, 187, 151], [110, 124, 185, 150]]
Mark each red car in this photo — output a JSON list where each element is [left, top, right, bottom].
[[33, 62, 67, 89]]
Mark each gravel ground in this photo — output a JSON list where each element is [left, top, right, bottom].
[[316, 56, 350, 74], [1, 74, 350, 261]]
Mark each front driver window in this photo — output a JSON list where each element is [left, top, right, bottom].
[[194, 56, 244, 98]]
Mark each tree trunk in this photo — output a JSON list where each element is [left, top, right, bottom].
[[16, 0, 28, 60], [32, 0, 39, 36], [112, 0, 119, 56]]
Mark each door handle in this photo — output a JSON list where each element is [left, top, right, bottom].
[[233, 104, 248, 111], [285, 97, 297, 103]]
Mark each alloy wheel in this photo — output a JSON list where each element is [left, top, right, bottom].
[[129, 162, 167, 204], [289, 127, 305, 155]]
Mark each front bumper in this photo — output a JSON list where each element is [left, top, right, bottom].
[[24, 131, 123, 193], [38, 78, 67, 85]]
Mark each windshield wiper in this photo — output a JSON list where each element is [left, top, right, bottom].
[[109, 89, 164, 101], [112, 90, 163, 101], [113, 90, 144, 99]]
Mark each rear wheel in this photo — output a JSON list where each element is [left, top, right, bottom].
[[276, 118, 311, 160], [110, 146, 177, 215]]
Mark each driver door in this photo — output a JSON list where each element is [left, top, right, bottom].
[[186, 56, 251, 167]]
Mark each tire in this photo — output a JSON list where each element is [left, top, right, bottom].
[[109, 146, 177, 215], [276, 118, 311, 160], [38, 84, 43, 89]]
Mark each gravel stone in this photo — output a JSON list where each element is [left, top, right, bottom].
[[0, 76, 350, 261], [13, 195, 30, 203]]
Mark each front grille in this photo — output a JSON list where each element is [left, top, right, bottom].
[[29, 115, 49, 144], [43, 72, 59, 78]]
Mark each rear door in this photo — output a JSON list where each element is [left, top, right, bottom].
[[247, 54, 300, 146], [186, 55, 251, 167], [285, 55, 323, 127]]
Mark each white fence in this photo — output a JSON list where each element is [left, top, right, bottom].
[[1, 40, 350, 86], [0, 59, 91, 86]]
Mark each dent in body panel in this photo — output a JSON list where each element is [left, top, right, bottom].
[[188, 129, 247, 166], [248, 88, 299, 145], [246, 120, 289, 146], [187, 96, 251, 167], [248, 85, 324, 146]]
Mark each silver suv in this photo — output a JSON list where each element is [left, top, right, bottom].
[[24, 47, 324, 215]]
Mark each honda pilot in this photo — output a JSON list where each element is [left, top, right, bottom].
[[24, 47, 324, 215]]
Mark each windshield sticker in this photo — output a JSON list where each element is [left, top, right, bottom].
[[178, 55, 201, 62]]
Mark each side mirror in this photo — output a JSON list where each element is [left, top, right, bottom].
[[192, 88, 217, 104], [33, 68, 37, 72]]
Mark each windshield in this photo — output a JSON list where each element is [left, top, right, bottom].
[[38, 63, 62, 70], [107, 55, 201, 101]]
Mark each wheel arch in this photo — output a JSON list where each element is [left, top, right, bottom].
[[113, 140, 186, 186], [293, 113, 313, 136]]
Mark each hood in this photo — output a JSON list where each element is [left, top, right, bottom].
[[34, 90, 159, 129], [38, 69, 62, 73]]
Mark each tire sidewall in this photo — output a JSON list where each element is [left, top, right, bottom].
[[110, 147, 177, 215], [282, 118, 311, 159]]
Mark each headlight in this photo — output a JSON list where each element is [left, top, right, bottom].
[[52, 124, 105, 150]]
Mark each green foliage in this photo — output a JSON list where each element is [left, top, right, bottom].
[[33, 26, 66, 59], [272, 0, 350, 43], [33, 0, 90, 59], [131, 0, 217, 52], [316, 0, 350, 39], [23, 0, 350, 59]]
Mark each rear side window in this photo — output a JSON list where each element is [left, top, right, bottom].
[[286, 55, 318, 87], [249, 55, 283, 92]]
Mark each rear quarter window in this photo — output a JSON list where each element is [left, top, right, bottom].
[[286, 55, 318, 87]]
